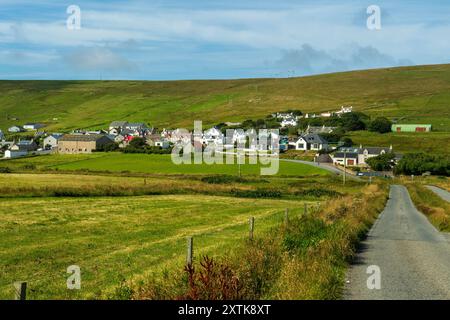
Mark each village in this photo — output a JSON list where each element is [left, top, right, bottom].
[[0, 105, 432, 173]]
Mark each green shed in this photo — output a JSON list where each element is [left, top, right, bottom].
[[391, 124, 432, 133]]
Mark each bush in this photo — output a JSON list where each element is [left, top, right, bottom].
[[178, 256, 243, 300], [201, 175, 247, 184], [368, 117, 392, 134], [231, 188, 282, 198], [0, 167, 12, 173], [366, 153, 396, 171], [295, 188, 342, 198], [394, 153, 450, 176]]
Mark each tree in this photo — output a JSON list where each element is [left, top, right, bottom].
[[369, 117, 392, 134], [339, 137, 353, 147], [129, 137, 146, 149], [366, 153, 396, 171], [340, 113, 367, 131]]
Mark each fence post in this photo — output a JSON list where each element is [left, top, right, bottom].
[[284, 208, 289, 226], [304, 203, 308, 215], [14, 281, 27, 300], [249, 217, 255, 240], [186, 237, 193, 266]]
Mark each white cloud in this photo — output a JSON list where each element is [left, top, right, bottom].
[[63, 47, 137, 73]]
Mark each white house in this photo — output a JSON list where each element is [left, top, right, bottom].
[[8, 126, 23, 133], [281, 118, 298, 127], [43, 134, 63, 150], [288, 134, 329, 151], [331, 145, 393, 167], [335, 106, 353, 116], [203, 127, 224, 145]]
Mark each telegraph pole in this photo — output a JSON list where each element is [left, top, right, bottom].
[[343, 150, 347, 186]]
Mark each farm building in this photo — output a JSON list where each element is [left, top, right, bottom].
[[23, 123, 45, 130], [391, 124, 432, 132], [58, 134, 113, 154]]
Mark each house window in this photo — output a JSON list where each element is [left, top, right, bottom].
[[298, 143, 304, 149]]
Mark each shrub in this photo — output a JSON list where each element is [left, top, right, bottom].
[[178, 256, 243, 300], [368, 117, 392, 134], [0, 167, 12, 173], [231, 188, 282, 198], [295, 188, 342, 198], [201, 175, 247, 184], [394, 153, 450, 176]]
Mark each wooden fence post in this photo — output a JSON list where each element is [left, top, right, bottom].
[[249, 217, 255, 240], [284, 208, 289, 226], [186, 237, 193, 266], [304, 203, 308, 215], [14, 281, 26, 300]]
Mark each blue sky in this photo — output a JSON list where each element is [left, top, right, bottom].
[[0, 0, 450, 80]]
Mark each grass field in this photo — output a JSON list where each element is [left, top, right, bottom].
[[347, 131, 450, 155], [0, 153, 329, 176], [0, 195, 308, 299], [1, 64, 450, 133]]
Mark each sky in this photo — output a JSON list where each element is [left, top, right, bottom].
[[0, 0, 450, 80]]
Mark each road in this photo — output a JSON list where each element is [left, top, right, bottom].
[[426, 185, 450, 202], [345, 185, 450, 300], [280, 159, 361, 180]]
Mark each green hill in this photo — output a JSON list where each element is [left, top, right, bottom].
[[1, 64, 450, 133]]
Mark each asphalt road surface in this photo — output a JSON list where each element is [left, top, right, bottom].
[[345, 185, 450, 300], [280, 159, 362, 180], [426, 185, 450, 202]]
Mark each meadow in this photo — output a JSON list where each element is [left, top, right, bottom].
[[0, 195, 308, 299], [0, 153, 329, 176]]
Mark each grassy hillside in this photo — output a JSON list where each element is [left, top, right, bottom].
[[1, 64, 450, 132]]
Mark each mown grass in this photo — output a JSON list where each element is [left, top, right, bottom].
[[131, 183, 389, 300], [0, 195, 311, 299], [0, 153, 329, 177]]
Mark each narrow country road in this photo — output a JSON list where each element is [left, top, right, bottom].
[[280, 159, 361, 180], [426, 185, 450, 202], [345, 185, 450, 300]]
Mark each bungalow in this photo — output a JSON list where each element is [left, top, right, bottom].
[[331, 145, 393, 167], [58, 134, 113, 154], [281, 118, 298, 127], [23, 123, 45, 130], [125, 122, 150, 131], [203, 127, 224, 145], [4, 140, 38, 159], [8, 126, 23, 133], [288, 134, 330, 151], [146, 134, 170, 149], [10, 140, 38, 152], [43, 133, 63, 150], [109, 121, 128, 135], [304, 125, 336, 134]]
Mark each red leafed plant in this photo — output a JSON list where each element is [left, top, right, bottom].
[[178, 255, 243, 300]]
